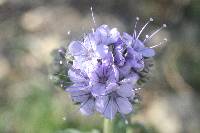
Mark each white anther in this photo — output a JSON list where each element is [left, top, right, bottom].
[[150, 18, 154, 21]]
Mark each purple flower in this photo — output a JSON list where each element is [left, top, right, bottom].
[[54, 18, 167, 119], [66, 25, 145, 118]]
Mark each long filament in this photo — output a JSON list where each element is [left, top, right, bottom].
[[90, 6, 96, 28], [136, 18, 153, 40], [133, 17, 140, 39], [144, 24, 167, 43], [150, 38, 167, 48]]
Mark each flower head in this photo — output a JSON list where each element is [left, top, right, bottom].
[[52, 17, 167, 119]]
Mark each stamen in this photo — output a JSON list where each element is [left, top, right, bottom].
[[150, 38, 167, 48], [145, 34, 149, 39], [90, 6, 96, 28], [65, 29, 72, 50], [133, 17, 140, 39], [92, 28, 95, 33], [136, 18, 154, 40], [141, 35, 150, 44], [144, 24, 167, 43]]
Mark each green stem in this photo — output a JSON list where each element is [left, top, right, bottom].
[[103, 119, 113, 133]]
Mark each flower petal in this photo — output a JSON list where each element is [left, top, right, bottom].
[[95, 25, 110, 44], [103, 98, 117, 119], [107, 65, 119, 82], [80, 98, 95, 115], [83, 33, 96, 50], [96, 96, 117, 119], [71, 94, 89, 103], [118, 63, 131, 78], [68, 69, 87, 83], [91, 83, 106, 97], [123, 32, 133, 47], [116, 97, 133, 114], [133, 39, 145, 51], [120, 73, 139, 85], [128, 53, 144, 71], [95, 44, 109, 58], [103, 52, 114, 64], [68, 41, 86, 56], [114, 50, 125, 66], [67, 83, 89, 91], [68, 88, 90, 103], [109, 28, 120, 43], [105, 83, 118, 94], [141, 48, 155, 57], [95, 96, 108, 113], [117, 83, 134, 97]]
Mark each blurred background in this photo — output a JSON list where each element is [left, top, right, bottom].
[[0, 0, 200, 133]]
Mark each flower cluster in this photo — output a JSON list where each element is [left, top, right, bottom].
[[52, 18, 166, 119]]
